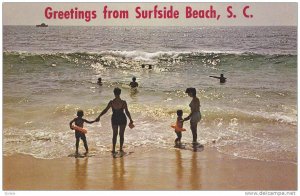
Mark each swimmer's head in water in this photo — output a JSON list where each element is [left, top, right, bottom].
[[132, 77, 136, 81], [185, 87, 196, 96], [177, 110, 183, 117], [77, 110, 84, 117], [114, 87, 122, 96], [98, 77, 102, 81], [221, 74, 224, 77]]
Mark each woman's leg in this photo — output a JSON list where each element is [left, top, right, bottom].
[[112, 125, 119, 153], [119, 124, 126, 151], [190, 121, 198, 143]]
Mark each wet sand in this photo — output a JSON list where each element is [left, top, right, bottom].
[[3, 147, 297, 190]]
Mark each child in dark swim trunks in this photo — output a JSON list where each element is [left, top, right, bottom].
[[69, 110, 95, 156]]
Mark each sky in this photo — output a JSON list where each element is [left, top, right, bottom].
[[2, 2, 298, 26]]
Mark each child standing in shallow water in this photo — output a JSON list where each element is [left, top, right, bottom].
[[69, 110, 95, 156], [172, 110, 186, 146]]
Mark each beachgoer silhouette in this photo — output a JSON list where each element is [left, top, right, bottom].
[[95, 88, 134, 155], [173, 110, 184, 146], [97, 77, 103, 86], [209, 74, 226, 83], [69, 110, 95, 156], [129, 77, 139, 88], [183, 88, 201, 145]]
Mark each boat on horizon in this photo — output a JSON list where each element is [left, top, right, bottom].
[[36, 23, 48, 27]]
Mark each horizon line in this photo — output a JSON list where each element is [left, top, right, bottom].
[[3, 24, 297, 27]]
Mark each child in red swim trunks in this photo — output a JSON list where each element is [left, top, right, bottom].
[[172, 110, 186, 146]]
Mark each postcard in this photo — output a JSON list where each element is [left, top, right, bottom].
[[2, 2, 297, 192]]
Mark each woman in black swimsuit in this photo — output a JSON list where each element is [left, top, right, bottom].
[[95, 87, 133, 154]]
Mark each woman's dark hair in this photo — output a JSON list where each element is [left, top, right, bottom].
[[114, 87, 122, 96], [77, 110, 84, 117], [185, 87, 196, 96], [132, 77, 136, 81]]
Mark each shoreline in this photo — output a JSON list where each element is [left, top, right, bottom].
[[3, 147, 297, 190]]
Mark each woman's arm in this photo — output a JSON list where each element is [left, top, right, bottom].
[[184, 113, 192, 121], [124, 101, 133, 123], [95, 101, 111, 121], [184, 104, 193, 121], [84, 119, 95, 124]]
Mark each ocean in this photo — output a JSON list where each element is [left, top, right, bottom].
[[3, 26, 297, 163]]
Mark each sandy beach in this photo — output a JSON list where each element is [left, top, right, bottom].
[[3, 147, 297, 190]]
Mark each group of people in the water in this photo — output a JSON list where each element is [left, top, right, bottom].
[[97, 77, 139, 88], [70, 74, 226, 157], [141, 64, 153, 69]]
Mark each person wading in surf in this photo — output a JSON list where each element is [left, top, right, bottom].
[[183, 88, 202, 146], [95, 88, 134, 156]]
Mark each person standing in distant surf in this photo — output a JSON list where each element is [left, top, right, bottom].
[[183, 88, 201, 145], [129, 77, 138, 88], [97, 77, 103, 86], [209, 74, 227, 83], [95, 88, 134, 155]]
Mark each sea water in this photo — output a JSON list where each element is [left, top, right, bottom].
[[3, 26, 297, 163]]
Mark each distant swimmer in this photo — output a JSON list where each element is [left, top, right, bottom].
[[209, 74, 227, 83], [141, 64, 153, 69], [97, 77, 103, 86], [129, 77, 139, 88]]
